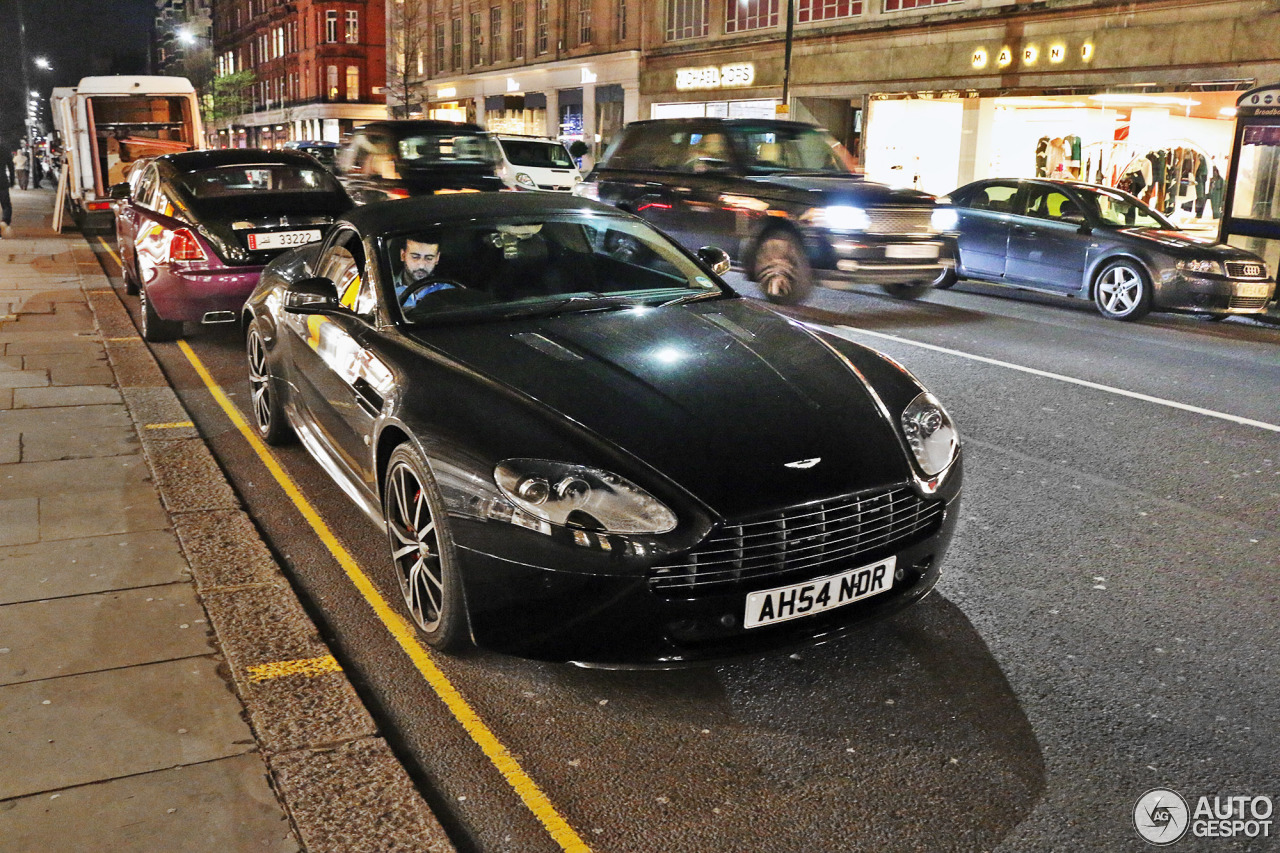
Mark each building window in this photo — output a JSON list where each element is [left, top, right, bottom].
[[618, 0, 628, 40], [665, 0, 708, 40], [797, 0, 860, 18], [435, 24, 446, 73], [451, 17, 462, 69], [325, 10, 338, 42], [470, 11, 483, 65], [346, 66, 359, 100], [883, 0, 959, 9], [576, 0, 592, 44], [489, 6, 502, 65], [535, 0, 548, 54], [346, 10, 359, 43], [725, 0, 777, 31], [511, 1, 525, 59], [327, 64, 339, 100]]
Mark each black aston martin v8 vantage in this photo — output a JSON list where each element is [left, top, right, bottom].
[[242, 193, 962, 666]]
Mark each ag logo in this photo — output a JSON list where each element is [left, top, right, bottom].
[[1135, 788, 1190, 845]]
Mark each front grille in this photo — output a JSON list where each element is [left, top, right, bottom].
[[864, 207, 935, 236], [648, 486, 944, 597], [1229, 295, 1271, 311], [537, 184, 571, 192], [1226, 260, 1267, 278]]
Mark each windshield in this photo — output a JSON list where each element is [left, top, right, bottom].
[[174, 163, 341, 198], [499, 139, 576, 168], [1082, 187, 1174, 229], [396, 132, 499, 166], [736, 125, 856, 175], [383, 214, 725, 325]]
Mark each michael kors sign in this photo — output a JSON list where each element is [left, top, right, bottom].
[[676, 62, 755, 91]]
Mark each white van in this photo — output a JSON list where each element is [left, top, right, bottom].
[[489, 134, 582, 192]]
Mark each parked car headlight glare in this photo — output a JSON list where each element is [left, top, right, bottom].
[[931, 207, 959, 232], [805, 205, 871, 231], [516, 172, 536, 187], [1176, 258, 1223, 275], [495, 460, 677, 534], [901, 392, 959, 476], [572, 181, 599, 200]]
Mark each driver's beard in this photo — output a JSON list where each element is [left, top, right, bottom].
[[407, 267, 435, 283]]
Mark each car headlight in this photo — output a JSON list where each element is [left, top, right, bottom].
[[494, 459, 677, 534], [900, 392, 958, 477], [931, 207, 959, 232], [1176, 258, 1223, 275], [802, 205, 872, 232], [515, 172, 536, 188], [572, 181, 599, 201]]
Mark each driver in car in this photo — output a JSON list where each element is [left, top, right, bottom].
[[395, 238, 457, 308]]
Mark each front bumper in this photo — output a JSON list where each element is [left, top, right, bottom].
[[804, 230, 953, 286], [1158, 271, 1276, 314], [147, 264, 265, 322], [451, 482, 962, 667]]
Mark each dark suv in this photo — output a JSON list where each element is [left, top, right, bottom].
[[335, 120, 504, 205], [574, 118, 954, 304]]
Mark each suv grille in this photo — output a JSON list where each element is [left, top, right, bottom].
[[1229, 295, 1270, 311], [1226, 261, 1267, 278], [648, 486, 944, 597], [865, 207, 936, 236]]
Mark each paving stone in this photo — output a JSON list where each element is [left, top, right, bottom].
[[47, 364, 116, 386], [106, 343, 168, 388], [0, 454, 152, 500], [0, 497, 40, 547], [0, 367, 49, 389], [0, 754, 299, 853], [0, 583, 215, 685], [0, 530, 191, 605], [2, 404, 137, 462], [14, 385, 122, 408], [0, 657, 256, 800], [38, 479, 171, 541]]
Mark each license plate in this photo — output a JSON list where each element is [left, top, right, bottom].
[[885, 244, 939, 259], [247, 229, 322, 251], [1236, 281, 1272, 298], [744, 557, 895, 629]]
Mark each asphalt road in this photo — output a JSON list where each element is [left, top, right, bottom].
[[90, 235, 1280, 853]]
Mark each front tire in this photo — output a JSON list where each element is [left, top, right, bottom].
[[245, 319, 293, 445], [1093, 259, 1152, 321], [753, 233, 814, 306], [384, 443, 470, 653], [932, 266, 958, 290], [139, 285, 182, 342]]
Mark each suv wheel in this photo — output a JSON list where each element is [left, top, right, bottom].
[[753, 233, 814, 306]]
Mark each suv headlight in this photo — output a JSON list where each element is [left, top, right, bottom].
[[1176, 258, 1223, 275], [900, 392, 958, 477], [931, 207, 959, 232], [802, 205, 872, 232], [495, 459, 677, 534]]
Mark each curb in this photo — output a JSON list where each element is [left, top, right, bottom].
[[74, 243, 455, 853]]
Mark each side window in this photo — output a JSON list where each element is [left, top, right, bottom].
[[1024, 188, 1077, 221], [318, 230, 374, 318], [678, 131, 732, 174], [961, 183, 1020, 213], [605, 124, 689, 171], [134, 167, 160, 211]]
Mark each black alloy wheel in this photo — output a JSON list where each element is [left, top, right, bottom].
[[245, 319, 293, 445], [384, 443, 469, 652], [753, 232, 815, 306], [139, 285, 182, 342], [1093, 259, 1152, 321]]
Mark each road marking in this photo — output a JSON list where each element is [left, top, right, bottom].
[[144, 421, 194, 430], [837, 326, 1280, 434], [106, 336, 142, 343], [175, 341, 590, 853], [94, 236, 121, 268], [247, 655, 343, 682]]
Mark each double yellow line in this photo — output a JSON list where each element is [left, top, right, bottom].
[[93, 235, 589, 852]]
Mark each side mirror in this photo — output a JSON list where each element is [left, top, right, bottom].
[[109, 182, 131, 201], [696, 246, 732, 276], [284, 276, 345, 315]]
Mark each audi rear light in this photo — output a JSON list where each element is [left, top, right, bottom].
[[169, 228, 206, 262]]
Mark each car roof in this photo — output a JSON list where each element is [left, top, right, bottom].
[[156, 148, 323, 172], [625, 117, 824, 132], [356, 119, 487, 136], [342, 192, 625, 235]]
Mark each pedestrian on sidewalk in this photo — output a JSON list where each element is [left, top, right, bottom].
[[0, 164, 13, 237], [30, 150, 44, 189], [14, 146, 29, 190]]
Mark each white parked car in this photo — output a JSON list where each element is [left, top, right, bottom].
[[490, 134, 582, 192]]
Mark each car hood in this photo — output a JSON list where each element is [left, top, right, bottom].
[[1120, 227, 1261, 259], [743, 174, 936, 205], [406, 299, 913, 518]]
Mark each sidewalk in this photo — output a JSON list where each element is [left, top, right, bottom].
[[0, 187, 453, 852]]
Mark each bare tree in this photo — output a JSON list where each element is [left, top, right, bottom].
[[388, 0, 431, 119]]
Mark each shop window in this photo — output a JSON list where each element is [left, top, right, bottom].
[[346, 66, 359, 101], [882, 0, 960, 11], [798, 0, 861, 22], [666, 0, 708, 40], [512, 1, 525, 59], [471, 11, 483, 66], [346, 10, 359, 44], [725, 0, 778, 32], [489, 6, 502, 65], [535, 0, 548, 55]]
